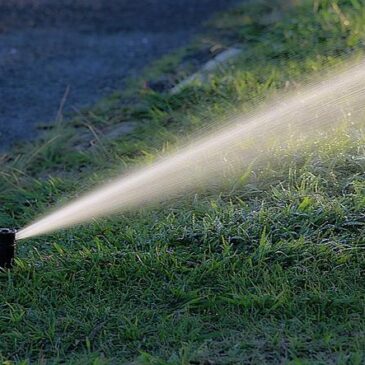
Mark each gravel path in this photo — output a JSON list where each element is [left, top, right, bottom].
[[0, 0, 239, 150]]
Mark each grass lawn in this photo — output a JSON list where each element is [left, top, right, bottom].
[[1, 0, 365, 363]]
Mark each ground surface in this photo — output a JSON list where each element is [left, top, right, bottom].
[[0, 1, 364, 364], [0, 0, 239, 150]]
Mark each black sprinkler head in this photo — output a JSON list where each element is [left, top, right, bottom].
[[0, 228, 16, 269]]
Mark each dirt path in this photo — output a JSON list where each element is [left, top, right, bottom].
[[0, 0, 239, 150]]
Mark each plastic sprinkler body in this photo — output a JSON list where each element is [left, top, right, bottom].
[[0, 228, 16, 269]]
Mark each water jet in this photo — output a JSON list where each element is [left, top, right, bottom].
[[15, 59, 365, 241], [0, 228, 16, 269]]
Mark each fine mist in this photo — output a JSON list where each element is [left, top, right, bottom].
[[17, 59, 365, 240]]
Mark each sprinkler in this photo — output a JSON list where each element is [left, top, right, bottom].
[[0, 228, 16, 269]]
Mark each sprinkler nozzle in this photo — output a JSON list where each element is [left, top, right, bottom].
[[0, 228, 16, 269]]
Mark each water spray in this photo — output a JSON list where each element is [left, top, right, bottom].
[[0, 228, 16, 269], [10, 59, 365, 248]]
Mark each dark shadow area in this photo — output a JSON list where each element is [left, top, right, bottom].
[[0, 0, 239, 150]]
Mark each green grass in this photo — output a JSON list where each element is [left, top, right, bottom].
[[1, 0, 365, 363]]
